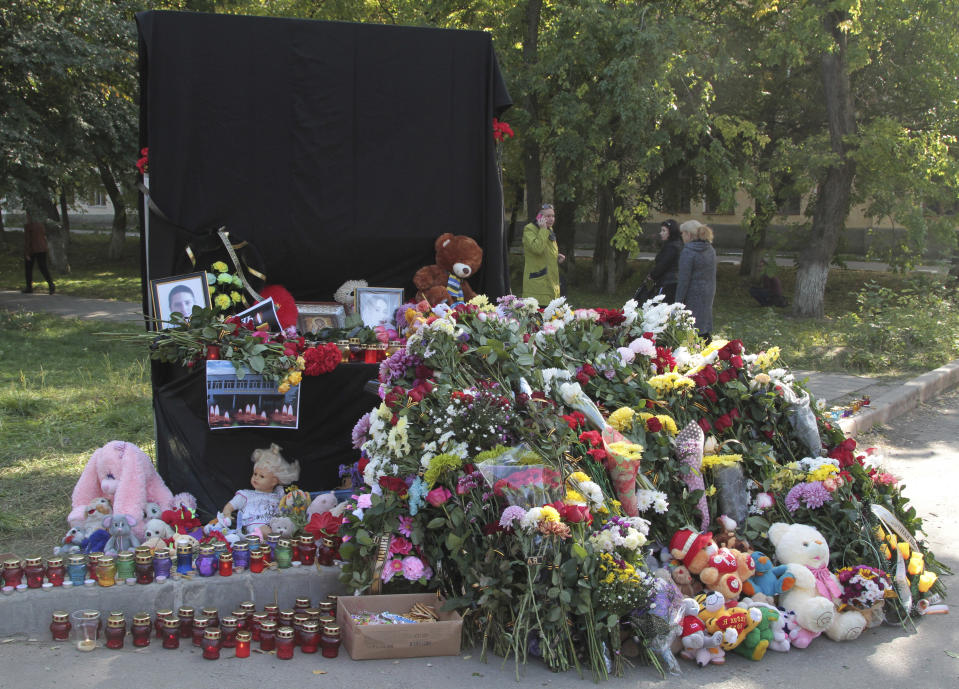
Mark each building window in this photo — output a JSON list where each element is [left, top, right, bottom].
[[88, 189, 108, 207]]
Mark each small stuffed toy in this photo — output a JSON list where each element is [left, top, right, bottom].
[[714, 515, 751, 552], [306, 492, 339, 519], [161, 503, 203, 540], [80, 528, 110, 555], [267, 516, 296, 538], [670, 528, 755, 601], [54, 527, 87, 555], [767, 522, 867, 647], [221, 443, 301, 538], [745, 551, 796, 603], [143, 502, 163, 522], [141, 518, 175, 550], [103, 514, 140, 554], [79, 497, 113, 536], [259, 285, 298, 330], [678, 598, 726, 668], [697, 591, 760, 652], [68, 441, 174, 539], [334, 279, 368, 315], [731, 599, 789, 660], [413, 233, 483, 306]]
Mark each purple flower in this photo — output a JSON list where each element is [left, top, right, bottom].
[[397, 514, 413, 538], [784, 484, 803, 513], [351, 413, 372, 449], [802, 481, 832, 509], [499, 505, 526, 528]]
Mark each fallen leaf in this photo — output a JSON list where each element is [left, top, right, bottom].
[[462, 655, 472, 660], [312, 670, 327, 675], [471, 672, 484, 677], [945, 651, 959, 659]]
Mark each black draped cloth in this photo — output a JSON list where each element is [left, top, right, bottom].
[[136, 11, 512, 517]]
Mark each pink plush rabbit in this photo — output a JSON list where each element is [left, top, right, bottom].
[[68, 441, 175, 538]]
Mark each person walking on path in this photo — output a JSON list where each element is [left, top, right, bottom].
[[675, 219, 716, 340], [22, 213, 55, 295], [635, 218, 683, 304], [522, 203, 565, 306]]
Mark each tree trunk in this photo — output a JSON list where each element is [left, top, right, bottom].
[[793, 10, 857, 318], [0, 202, 5, 244], [98, 160, 127, 259], [740, 200, 773, 279], [522, 0, 543, 220], [593, 186, 611, 290]]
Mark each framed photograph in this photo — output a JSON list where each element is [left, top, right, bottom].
[[206, 360, 300, 430], [297, 301, 347, 333], [235, 297, 281, 332], [150, 271, 211, 329], [355, 287, 404, 329]]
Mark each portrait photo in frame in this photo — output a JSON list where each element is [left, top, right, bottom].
[[355, 287, 404, 329], [296, 301, 347, 333], [150, 271, 211, 329]]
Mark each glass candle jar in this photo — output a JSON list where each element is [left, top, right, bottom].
[[220, 617, 238, 648], [259, 620, 277, 652], [321, 624, 341, 658], [153, 548, 172, 579], [105, 615, 126, 650], [45, 556, 65, 587], [175, 541, 193, 575], [294, 597, 311, 612], [134, 545, 152, 559], [155, 609, 174, 639], [213, 541, 228, 565], [134, 554, 154, 584], [95, 555, 117, 587], [274, 540, 292, 569], [297, 534, 317, 566], [363, 344, 377, 364], [202, 628, 222, 660], [232, 542, 250, 570], [195, 545, 216, 577], [162, 618, 180, 649], [290, 537, 301, 564], [2, 558, 23, 587], [50, 611, 71, 641], [71, 610, 100, 652], [275, 626, 295, 660], [336, 340, 350, 364], [86, 552, 103, 580], [305, 608, 321, 624], [348, 338, 362, 362], [265, 533, 280, 562], [249, 550, 265, 573], [317, 601, 335, 616], [116, 551, 135, 581], [201, 607, 219, 629], [192, 617, 209, 646], [218, 552, 233, 577], [293, 613, 309, 645], [131, 613, 152, 647], [278, 610, 295, 628], [263, 604, 279, 623], [232, 610, 249, 632], [251, 612, 268, 641], [66, 555, 86, 586], [300, 621, 320, 653], [177, 606, 195, 638], [239, 601, 256, 614], [318, 614, 335, 628], [326, 594, 338, 608], [235, 630, 252, 658], [318, 538, 335, 567], [24, 557, 44, 588]]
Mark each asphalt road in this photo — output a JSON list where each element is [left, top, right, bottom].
[[1, 393, 957, 689]]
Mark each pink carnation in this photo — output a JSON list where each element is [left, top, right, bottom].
[[426, 486, 452, 507], [401, 555, 427, 581]]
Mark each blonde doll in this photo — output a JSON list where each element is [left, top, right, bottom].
[[220, 443, 300, 538]]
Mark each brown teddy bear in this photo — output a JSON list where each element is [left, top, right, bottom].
[[413, 233, 483, 306], [670, 528, 756, 602]]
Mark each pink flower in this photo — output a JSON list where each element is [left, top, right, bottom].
[[381, 558, 403, 583], [389, 535, 413, 555], [754, 492, 775, 510], [426, 486, 452, 507], [401, 555, 427, 581], [355, 494, 372, 509]]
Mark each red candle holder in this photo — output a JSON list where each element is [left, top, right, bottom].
[[235, 630, 252, 658], [202, 629, 222, 660]]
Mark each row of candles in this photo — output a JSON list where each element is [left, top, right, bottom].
[[53, 595, 342, 659], [339, 339, 404, 364], [1, 533, 339, 592]]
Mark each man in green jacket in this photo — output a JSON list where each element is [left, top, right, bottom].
[[522, 204, 565, 306]]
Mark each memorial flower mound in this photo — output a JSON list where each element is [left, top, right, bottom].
[[339, 295, 949, 679]]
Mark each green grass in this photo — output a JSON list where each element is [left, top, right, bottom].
[[0, 310, 153, 555], [0, 230, 142, 300]]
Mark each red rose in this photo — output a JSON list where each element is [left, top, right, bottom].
[[718, 348, 731, 361], [389, 535, 413, 555], [702, 365, 718, 385], [564, 504, 592, 524], [562, 411, 586, 430], [378, 476, 408, 495], [729, 355, 744, 369], [425, 486, 452, 507], [642, 332, 655, 340], [576, 371, 591, 386], [415, 365, 434, 380], [579, 430, 604, 447], [646, 416, 663, 433], [305, 511, 343, 539], [729, 408, 740, 420], [698, 418, 712, 433], [357, 456, 370, 475], [702, 388, 718, 403], [718, 369, 738, 384], [715, 413, 732, 432]]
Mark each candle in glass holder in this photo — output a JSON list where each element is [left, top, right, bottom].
[[317, 538, 335, 567], [249, 550, 265, 573], [317, 601, 335, 617], [134, 553, 154, 584], [178, 606, 195, 638], [105, 614, 126, 650], [155, 609, 174, 639], [195, 544, 216, 577], [294, 597, 311, 612], [263, 604, 279, 623], [71, 610, 100, 652], [45, 556, 65, 587], [131, 613, 152, 647], [232, 541, 250, 570], [218, 551, 233, 577], [321, 624, 341, 658], [278, 609, 295, 628], [259, 620, 277, 651], [235, 630, 252, 658], [239, 600, 256, 614], [293, 613, 309, 645], [300, 621, 320, 653], [220, 616, 238, 648], [86, 552, 103, 580], [161, 618, 180, 649], [201, 607, 219, 629], [202, 628, 222, 660], [152, 548, 172, 579], [251, 612, 268, 641], [297, 534, 317, 566], [275, 626, 295, 660], [232, 610, 250, 632], [265, 533, 280, 562], [274, 540, 292, 569], [66, 555, 86, 586], [24, 557, 44, 588], [175, 540, 193, 575], [95, 555, 117, 587], [50, 611, 71, 641], [191, 617, 209, 646], [290, 536, 302, 564], [115, 551, 135, 581]]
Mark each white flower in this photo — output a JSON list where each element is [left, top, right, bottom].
[[617, 347, 636, 365], [629, 337, 656, 357], [519, 507, 544, 533], [559, 382, 584, 406], [622, 299, 640, 325]]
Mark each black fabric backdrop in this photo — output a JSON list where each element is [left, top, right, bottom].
[[136, 11, 512, 517]]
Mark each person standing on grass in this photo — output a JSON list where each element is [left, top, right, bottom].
[[522, 203, 566, 306], [635, 218, 683, 304], [675, 219, 716, 341], [22, 212, 55, 294]]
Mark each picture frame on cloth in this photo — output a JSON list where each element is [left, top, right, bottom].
[[150, 271, 211, 330], [296, 301, 346, 333], [355, 287, 404, 329]]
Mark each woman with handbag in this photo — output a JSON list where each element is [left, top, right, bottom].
[[634, 219, 681, 303]]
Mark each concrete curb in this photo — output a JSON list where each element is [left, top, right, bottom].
[[839, 359, 959, 436]]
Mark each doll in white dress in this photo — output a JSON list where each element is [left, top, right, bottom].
[[220, 443, 300, 538]]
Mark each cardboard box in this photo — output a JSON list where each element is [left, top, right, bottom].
[[337, 592, 462, 660]]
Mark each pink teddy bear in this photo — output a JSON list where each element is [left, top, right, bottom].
[[68, 441, 179, 539]]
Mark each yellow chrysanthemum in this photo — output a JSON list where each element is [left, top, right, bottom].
[[214, 293, 231, 310], [540, 505, 561, 523], [287, 371, 302, 386], [648, 372, 695, 393], [702, 454, 744, 470], [606, 441, 643, 461], [807, 465, 839, 482], [211, 261, 229, 273], [656, 414, 679, 434], [230, 290, 242, 304], [608, 407, 635, 432], [278, 382, 290, 394], [568, 471, 590, 484], [564, 489, 586, 505], [706, 485, 717, 496], [754, 347, 781, 370]]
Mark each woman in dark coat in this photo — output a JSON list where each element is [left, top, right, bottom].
[[675, 220, 716, 339], [635, 219, 683, 303], [23, 213, 55, 294]]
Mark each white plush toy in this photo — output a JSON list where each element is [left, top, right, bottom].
[[141, 518, 175, 550], [767, 522, 866, 647]]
